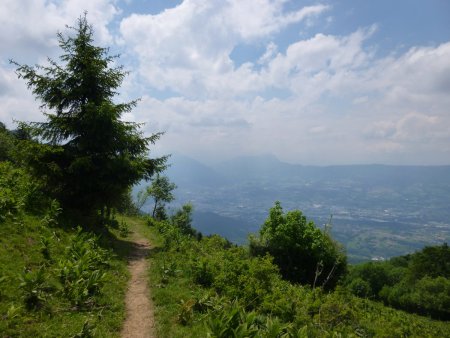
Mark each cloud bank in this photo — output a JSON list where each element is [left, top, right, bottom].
[[1, 0, 449, 165]]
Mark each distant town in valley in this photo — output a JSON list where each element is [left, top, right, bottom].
[[137, 154, 450, 263]]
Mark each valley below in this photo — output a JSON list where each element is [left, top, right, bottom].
[[147, 154, 450, 263]]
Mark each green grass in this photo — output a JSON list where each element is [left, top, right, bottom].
[[10, 211, 443, 337], [0, 213, 132, 337]]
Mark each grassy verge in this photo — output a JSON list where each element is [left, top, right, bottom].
[[116, 215, 207, 337], [0, 212, 132, 337], [126, 216, 206, 337], [117, 215, 204, 337]]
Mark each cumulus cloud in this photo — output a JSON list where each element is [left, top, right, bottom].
[[1, 1, 449, 165], [130, 35, 450, 164], [0, 0, 119, 126], [119, 0, 330, 96], [0, 0, 119, 62]]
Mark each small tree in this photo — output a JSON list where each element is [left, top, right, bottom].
[[11, 14, 166, 216], [138, 174, 176, 219], [171, 203, 196, 236], [250, 201, 347, 289]]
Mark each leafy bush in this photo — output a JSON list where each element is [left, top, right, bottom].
[[0, 124, 14, 161], [345, 244, 450, 319], [205, 300, 263, 337], [410, 243, 450, 279], [212, 249, 280, 309], [155, 221, 185, 250], [347, 277, 372, 298], [41, 199, 62, 227], [171, 203, 201, 238], [119, 220, 131, 237], [345, 262, 395, 298], [380, 276, 450, 319], [192, 258, 215, 287], [250, 202, 347, 289]]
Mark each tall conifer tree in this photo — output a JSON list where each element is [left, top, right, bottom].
[[11, 14, 165, 216]]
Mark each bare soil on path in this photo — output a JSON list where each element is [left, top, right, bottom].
[[121, 237, 155, 338]]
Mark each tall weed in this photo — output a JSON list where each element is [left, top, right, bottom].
[[19, 266, 50, 310], [58, 228, 111, 306]]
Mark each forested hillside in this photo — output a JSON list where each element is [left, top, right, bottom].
[[344, 243, 450, 319]]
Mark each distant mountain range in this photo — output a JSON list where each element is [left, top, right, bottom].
[[167, 153, 450, 187], [144, 154, 450, 262]]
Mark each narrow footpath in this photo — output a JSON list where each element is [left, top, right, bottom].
[[121, 237, 155, 338]]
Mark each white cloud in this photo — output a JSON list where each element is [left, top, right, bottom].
[[0, 0, 119, 62], [258, 42, 278, 65], [119, 0, 330, 96], [1, 1, 449, 165], [0, 0, 119, 126], [130, 35, 450, 164], [223, 1, 329, 39]]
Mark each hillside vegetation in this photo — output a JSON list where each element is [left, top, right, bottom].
[[0, 150, 133, 336], [0, 214, 135, 336], [344, 243, 450, 319], [0, 15, 158, 337], [145, 211, 450, 337], [2, 15, 450, 338]]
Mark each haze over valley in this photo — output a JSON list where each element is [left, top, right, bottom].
[[144, 154, 450, 263]]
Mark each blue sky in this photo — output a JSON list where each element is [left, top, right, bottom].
[[1, 0, 449, 165]]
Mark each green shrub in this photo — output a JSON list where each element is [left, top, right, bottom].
[[205, 299, 294, 338], [250, 202, 347, 289], [347, 277, 372, 298], [41, 199, 62, 227], [192, 258, 215, 287], [119, 220, 131, 237], [0, 162, 29, 220], [39, 235, 52, 260], [346, 244, 450, 319], [410, 243, 450, 279]]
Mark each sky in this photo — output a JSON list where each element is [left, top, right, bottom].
[[1, 0, 450, 165]]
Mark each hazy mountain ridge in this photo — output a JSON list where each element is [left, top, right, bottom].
[[166, 154, 230, 188], [162, 154, 450, 262], [214, 154, 450, 185]]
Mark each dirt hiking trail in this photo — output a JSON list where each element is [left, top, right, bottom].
[[121, 237, 155, 338]]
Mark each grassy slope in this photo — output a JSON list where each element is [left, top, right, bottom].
[[5, 212, 447, 337], [0, 213, 135, 337], [139, 218, 450, 338]]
